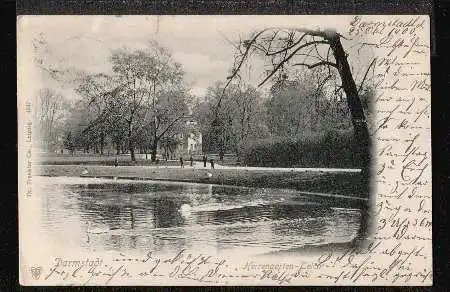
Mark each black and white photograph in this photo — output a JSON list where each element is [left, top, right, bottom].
[[17, 15, 431, 286]]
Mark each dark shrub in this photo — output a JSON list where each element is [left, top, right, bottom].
[[239, 129, 362, 168]]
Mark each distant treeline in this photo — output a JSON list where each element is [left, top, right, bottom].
[[35, 38, 374, 166], [194, 71, 374, 167]]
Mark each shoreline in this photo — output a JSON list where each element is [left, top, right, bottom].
[[37, 164, 369, 204], [38, 173, 368, 204]]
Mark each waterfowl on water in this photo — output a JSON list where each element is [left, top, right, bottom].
[[85, 221, 108, 234], [179, 204, 192, 217]]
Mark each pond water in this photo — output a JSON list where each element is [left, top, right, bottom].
[[36, 176, 362, 256]]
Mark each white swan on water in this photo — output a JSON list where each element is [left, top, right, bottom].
[[179, 204, 192, 217], [85, 222, 109, 234]]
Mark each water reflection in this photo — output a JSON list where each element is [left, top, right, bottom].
[[38, 176, 362, 255]]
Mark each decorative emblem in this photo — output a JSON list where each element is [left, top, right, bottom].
[[30, 266, 43, 280]]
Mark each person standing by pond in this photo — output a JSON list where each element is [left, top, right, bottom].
[[203, 155, 207, 167], [180, 156, 184, 168], [210, 158, 215, 169], [190, 155, 193, 167]]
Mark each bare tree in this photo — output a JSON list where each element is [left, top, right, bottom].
[[221, 27, 372, 245], [221, 28, 371, 173], [34, 88, 65, 151]]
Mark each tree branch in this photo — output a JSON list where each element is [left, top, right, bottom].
[[293, 52, 323, 62], [157, 115, 185, 140], [292, 61, 337, 70], [266, 30, 280, 53], [317, 74, 333, 92], [257, 40, 330, 87], [312, 36, 325, 62], [290, 28, 349, 41], [266, 33, 307, 56], [217, 29, 272, 108], [358, 57, 376, 94]]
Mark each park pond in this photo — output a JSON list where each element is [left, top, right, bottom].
[[34, 176, 364, 256]]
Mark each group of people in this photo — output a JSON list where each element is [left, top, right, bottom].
[[179, 154, 214, 169], [112, 154, 215, 169]]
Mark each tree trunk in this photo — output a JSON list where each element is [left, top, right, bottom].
[[127, 122, 135, 162], [219, 147, 224, 162], [100, 132, 105, 156], [327, 33, 371, 245], [129, 146, 135, 161], [327, 34, 370, 174], [151, 136, 158, 162], [116, 142, 120, 155]]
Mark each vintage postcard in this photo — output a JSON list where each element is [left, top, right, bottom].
[[17, 15, 431, 286]]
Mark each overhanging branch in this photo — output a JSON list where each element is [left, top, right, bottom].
[[217, 29, 272, 108], [257, 40, 330, 87], [292, 61, 337, 70], [266, 33, 307, 56]]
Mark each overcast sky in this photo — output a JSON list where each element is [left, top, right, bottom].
[[18, 15, 373, 100]]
